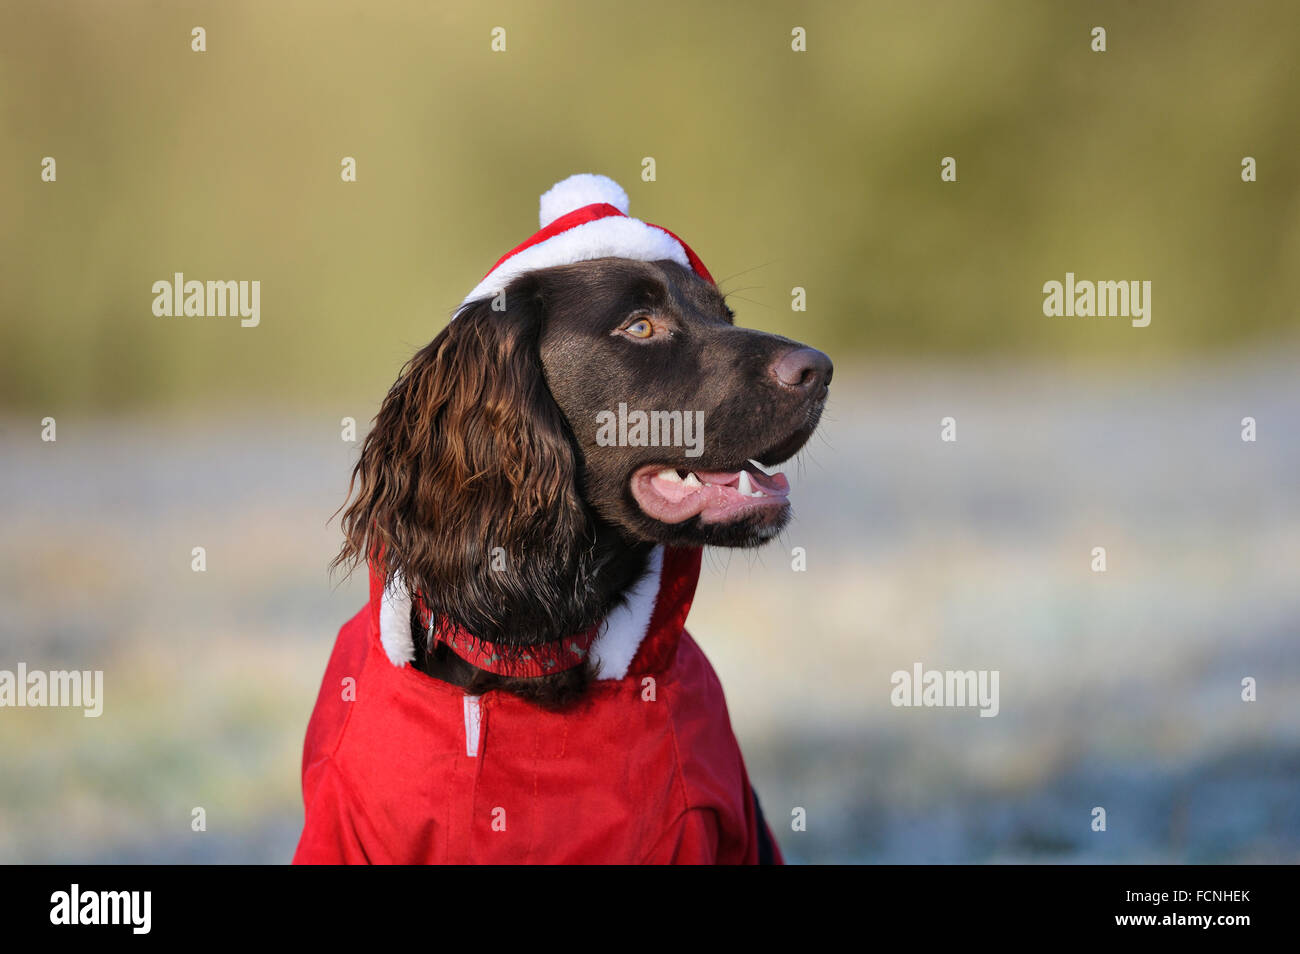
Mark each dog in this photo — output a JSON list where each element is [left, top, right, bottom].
[[294, 175, 830, 864]]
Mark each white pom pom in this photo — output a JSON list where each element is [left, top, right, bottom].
[[539, 174, 630, 228]]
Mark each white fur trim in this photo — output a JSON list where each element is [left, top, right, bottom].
[[539, 174, 629, 228], [591, 546, 665, 680], [378, 575, 415, 666], [460, 216, 689, 307], [375, 548, 668, 681]]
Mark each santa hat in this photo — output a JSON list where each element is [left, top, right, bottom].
[[459, 173, 715, 307]]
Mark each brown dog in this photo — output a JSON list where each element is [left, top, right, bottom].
[[296, 176, 830, 864]]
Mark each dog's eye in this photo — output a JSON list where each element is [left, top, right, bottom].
[[624, 318, 654, 339]]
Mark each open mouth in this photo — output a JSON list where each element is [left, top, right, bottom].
[[630, 460, 791, 524]]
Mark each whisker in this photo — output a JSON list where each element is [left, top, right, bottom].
[[722, 295, 774, 312], [715, 260, 779, 289]]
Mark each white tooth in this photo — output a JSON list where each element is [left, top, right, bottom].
[[738, 471, 755, 496], [656, 468, 682, 483], [747, 458, 775, 476], [683, 473, 702, 488]]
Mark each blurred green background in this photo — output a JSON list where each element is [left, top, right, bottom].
[[4, 0, 1300, 412], [1, 1, 1298, 863]]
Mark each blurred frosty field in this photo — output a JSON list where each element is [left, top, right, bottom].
[[2, 349, 1296, 863]]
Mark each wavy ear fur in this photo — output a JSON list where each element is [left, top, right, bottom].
[[335, 276, 598, 649]]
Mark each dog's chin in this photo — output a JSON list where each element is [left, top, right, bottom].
[[656, 509, 791, 548], [625, 459, 793, 548]]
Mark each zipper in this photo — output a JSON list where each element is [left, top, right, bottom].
[[463, 695, 482, 757]]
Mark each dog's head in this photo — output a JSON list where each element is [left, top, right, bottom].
[[336, 257, 830, 670], [534, 258, 831, 547]]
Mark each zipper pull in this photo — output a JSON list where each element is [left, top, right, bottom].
[[463, 695, 482, 758]]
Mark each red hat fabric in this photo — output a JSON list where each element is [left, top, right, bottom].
[[459, 173, 714, 306]]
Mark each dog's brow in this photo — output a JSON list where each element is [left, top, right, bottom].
[[630, 276, 666, 305], [675, 279, 731, 323]]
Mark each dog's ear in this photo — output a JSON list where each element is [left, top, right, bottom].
[[334, 275, 589, 642]]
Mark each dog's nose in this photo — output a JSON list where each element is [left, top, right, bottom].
[[770, 347, 832, 396]]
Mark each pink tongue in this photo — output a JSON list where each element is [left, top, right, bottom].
[[694, 467, 787, 495], [650, 466, 789, 503], [636, 463, 791, 524]]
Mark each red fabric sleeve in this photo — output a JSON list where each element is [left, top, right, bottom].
[[292, 761, 374, 865], [640, 808, 721, 864]]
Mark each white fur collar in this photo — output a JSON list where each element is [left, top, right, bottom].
[[377, 545, 665, 681]]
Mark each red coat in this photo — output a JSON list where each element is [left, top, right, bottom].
[[293, 546, 783, 864]]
